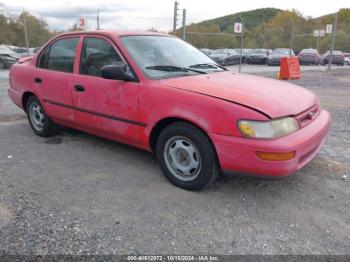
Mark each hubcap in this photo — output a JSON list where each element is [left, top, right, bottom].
[[164, 136, 201, 181], [29, 102, 45, 131]]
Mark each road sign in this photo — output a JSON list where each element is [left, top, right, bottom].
[[319, 30, 325, 36], [79, 17, 86, 29], [326, 24, 332, 34], [313, 30, 319, 37], [234, 22, 243, 34]]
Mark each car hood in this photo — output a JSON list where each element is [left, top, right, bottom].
[[269, 54, 289, 59], [159, 71, 316, 118]]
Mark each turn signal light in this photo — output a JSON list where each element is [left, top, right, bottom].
[[256, 151, 295, 161]]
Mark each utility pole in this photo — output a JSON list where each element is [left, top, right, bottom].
[[316, 33, 320, 65], [316, 33, 320, 52], [238, 16, 244, 73], [328, 11, 338, 71], [97, 9, 100, 30], [182, 9, 186, 40], [22, 11, 30, 57], [289, 19, 295, 56], [173, 1, 179, 35]]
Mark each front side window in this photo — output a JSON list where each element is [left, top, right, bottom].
[[79, 37, 122, 77], [39, 37, 79, 73]]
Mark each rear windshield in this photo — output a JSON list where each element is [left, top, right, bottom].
[[333, 51, 343, 55], [300, 49, 317, 54]]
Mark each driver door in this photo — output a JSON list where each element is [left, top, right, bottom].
[[71, 36, 141, 145]]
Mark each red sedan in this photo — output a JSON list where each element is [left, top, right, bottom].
[[8, 31, 331, 190]]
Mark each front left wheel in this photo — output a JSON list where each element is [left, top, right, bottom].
[[156, 122, 220, 190], [26, 96, 57, 137]]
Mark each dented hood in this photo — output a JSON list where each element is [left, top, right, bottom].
[[159, 71, 316, 118]]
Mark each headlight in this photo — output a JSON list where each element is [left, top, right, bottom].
[[237, 117, 300, 139]]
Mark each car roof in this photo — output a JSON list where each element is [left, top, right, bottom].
[[56, 30, 171, 38]]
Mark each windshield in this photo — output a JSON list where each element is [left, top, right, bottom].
[[300, 49, 317, 54], [250, 49, 267, 54], [121, 35, 224, 79], [212, 49, 229, 54], [273, 49, 290, 55]]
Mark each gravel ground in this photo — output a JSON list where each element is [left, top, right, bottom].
[[0, 68, 349, 256]]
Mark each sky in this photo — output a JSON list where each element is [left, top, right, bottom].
[[0, 0, 349, 32]]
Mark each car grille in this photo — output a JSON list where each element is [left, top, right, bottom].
[[295, 104, 320, 128]]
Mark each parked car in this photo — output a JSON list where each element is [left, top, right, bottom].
[[246, 49, 269, 64], [320, 51, 344, 66], [10, 46, 29, 57], [343, 53, 350, 65], [8, 31, 331, 190], [298, 49, 320, 65], [209, 49, 240, 66], [231, 48, 252, 63], [0, 47, 19, 69], [268, 48, 295, 66], [242, 49, 252, 63], [200, 48, 212, 56]]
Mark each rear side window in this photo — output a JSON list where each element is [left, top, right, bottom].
[[79, 37, 122, 77], [39, 38, 79, 73]]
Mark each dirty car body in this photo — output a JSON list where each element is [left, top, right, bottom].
[[8, 31, 331, 190]]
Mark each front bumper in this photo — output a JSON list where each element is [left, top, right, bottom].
[[247, 57, 267, 64], [268, 59, 281, 65], [299, 58, 318, 64], [211, 109, 331, 177]]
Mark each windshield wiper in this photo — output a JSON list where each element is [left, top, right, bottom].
[[145, 65, 207, 74], [189, 63, 227, 71]]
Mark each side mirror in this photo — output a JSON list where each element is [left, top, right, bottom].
[[101, 64, 136, 81]]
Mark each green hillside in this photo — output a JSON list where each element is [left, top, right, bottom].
[[198, 8, 281, 31]]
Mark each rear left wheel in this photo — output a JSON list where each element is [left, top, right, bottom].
[[156, 122, 220, 190], [26, 96, 57, 137]]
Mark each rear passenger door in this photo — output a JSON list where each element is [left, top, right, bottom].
[[71, 36, 141, 145], [36, 37, 80, 124]]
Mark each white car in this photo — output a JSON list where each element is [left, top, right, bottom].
[[344, 53, 350, 65]]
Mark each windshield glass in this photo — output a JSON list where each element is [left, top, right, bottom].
[[273, 49, 290, 55], [121, 35, 224, 79], [300, 49, 317, 54], [250, 49, 267, 54], [212, 49, 229, 54]]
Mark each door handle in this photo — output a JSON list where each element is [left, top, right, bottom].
[[34, 77, 42, 84], [74, 85, 85, 92]]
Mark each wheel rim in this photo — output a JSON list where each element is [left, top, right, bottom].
[[163, 136, 201, 181], [29, 102, 45, 131]]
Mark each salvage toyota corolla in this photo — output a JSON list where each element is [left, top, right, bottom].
[[8, 31, 331, 190]]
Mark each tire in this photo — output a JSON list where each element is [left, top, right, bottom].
[[0, 60, 5, 70], [26, 96, 57, 137], [156, 122, 220, 190]]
